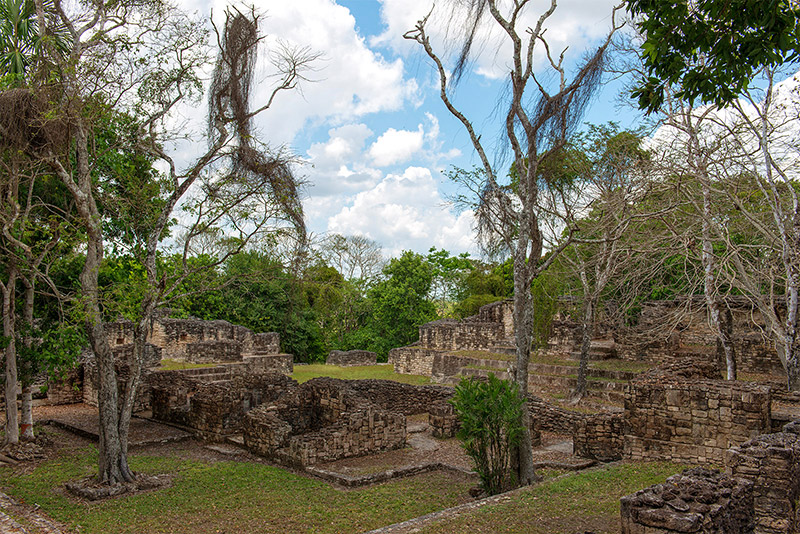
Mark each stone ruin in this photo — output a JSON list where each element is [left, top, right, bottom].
[[49, 316, 292, 409], [326, 350, 377, 367], [150, 370, 295, 441], [244, 378, 407, 467], [549, 296, 784, 376], [624, 360, 772, 465], [149, 372, 458, 467], [622, 419, 800, 534], [389, 300, 515, 377], [620, 468, 755, 534], [391, 297, 784, 391]]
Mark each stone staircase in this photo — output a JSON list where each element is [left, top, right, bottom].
[[569, 339, 617, 361], [433, 351, 637, 403]]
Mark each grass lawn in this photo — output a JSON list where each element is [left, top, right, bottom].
[[0, 446, 471, 534], [415, 461, 686, 534], [291, 363, 431, 385]]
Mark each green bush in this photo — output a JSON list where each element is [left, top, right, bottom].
[[451, 374, 524, 495]]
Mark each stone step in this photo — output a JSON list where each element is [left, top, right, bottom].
[[488, 345, 517, 356], [457, 367, 628, 396]]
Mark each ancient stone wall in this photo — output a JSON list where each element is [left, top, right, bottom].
[[45, 367, 84, 405], [726, 422, 800, 534], [573, 412, 624, 462], [346, 380, 454, 415], [620, 468, 755, 534], [326, 350, 377, 367], [150, 371, 295, 441], [418, 320, 506, 351], [389, 345, 438, 376], [243, 378, 406, 466], [624, 362, 772, 465], [389, 300, 514, 375]]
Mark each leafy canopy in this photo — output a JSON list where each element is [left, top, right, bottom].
[[628, 0, 800, 112]]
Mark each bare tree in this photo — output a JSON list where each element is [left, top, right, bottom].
[[405, 0, 624, 483], [319, 233, 383, 282]]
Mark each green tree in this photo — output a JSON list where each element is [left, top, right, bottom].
[[366, 251, 436, 358], [451, 374, 524, 495], [627, 0, 800, 112]]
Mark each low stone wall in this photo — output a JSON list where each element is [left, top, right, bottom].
[[726, 423, 800, 534], [184, 339, 243, 363], [620, 468, 754, 534], [527, 395, 585, 435], [388, 345, 438, 376], [326, 350, 377, 367], [573, 412, 624, 462], [347, 380, 454, 416], [243, 378, 406, 466], [624, 362, 772, 464], [46, 367, 84, 405], [150, 371, 296, 441]]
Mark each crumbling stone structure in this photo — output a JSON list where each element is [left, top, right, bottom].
[[573, 412, 624, 462], [622, 420, 800, 534], [726, 422, 800, 533], [150, 370, 295, 441], [243, 378, 406, 467], [624, 361, 772, 464], [105, 317, 282, 364], [549, 297, 783, 376], [389, 300, 514, 376], [620, 468, 755, 534], [326, 350, 377, 367]]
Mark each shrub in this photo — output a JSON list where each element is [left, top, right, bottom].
[[451, 373, 524, 495]]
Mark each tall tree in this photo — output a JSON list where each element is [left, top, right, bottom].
[[405, 1, 623, 483], [17, 0, 311, 486], [627, 0, 800, 112]]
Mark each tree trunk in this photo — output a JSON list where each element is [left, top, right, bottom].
[[512, 254, 537, 486], [20, 386, 33, 440], [3, 267, 19, 445], [574, 297, 595, 401], [20, 277, 35, 440], [83, 231, 134, 484]]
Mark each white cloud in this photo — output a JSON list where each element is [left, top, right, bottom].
[[368, 125, 425, 167], [373, 0, 622, 80], [326, 166, 476, 255]]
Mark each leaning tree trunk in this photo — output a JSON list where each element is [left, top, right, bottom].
[[83, 235, 135, 484], [2, 267, 19, 445]]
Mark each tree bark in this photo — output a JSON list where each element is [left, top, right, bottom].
[[512, 247, 537, 486], [574, 296, 594, 401], [2, 267, 19, 445], [20, 277, 35, 440]]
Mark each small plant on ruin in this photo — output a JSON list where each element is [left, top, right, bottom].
[[451, 373, 524, 495]]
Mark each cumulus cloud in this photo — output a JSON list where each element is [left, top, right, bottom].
[[327, 167, 476, 255], [373, 0, 622, 80], [368, 125, 425, 167]]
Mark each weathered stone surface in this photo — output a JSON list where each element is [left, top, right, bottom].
[[623, 361, 771, 465], [244, 378, 407, 467], [389, 300, 513, 375], [573, 412, 624, 461], [150, 371, 296, 441], [326, 350, 377, 367], [726, 428, 800, 534], [620, 468, 754, 534]]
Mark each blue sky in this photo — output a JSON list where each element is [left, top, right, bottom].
[[177, 0, 642, 257]]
